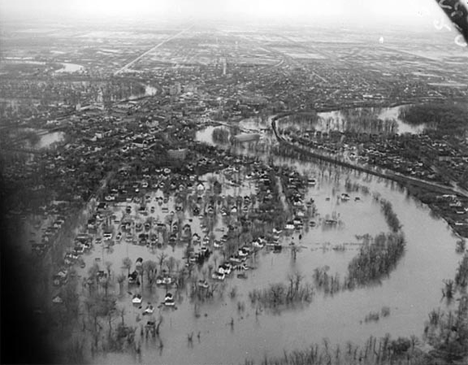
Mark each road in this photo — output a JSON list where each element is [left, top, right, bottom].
[[114, 25, 194, 76]]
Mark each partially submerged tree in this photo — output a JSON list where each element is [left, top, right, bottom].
[[122, 257, 132, 276], [143, 260, 158, 289]]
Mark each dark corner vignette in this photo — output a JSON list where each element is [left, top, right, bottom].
[[0, 173, 57, 363]]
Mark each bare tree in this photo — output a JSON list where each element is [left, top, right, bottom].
[[105, 261, 113, 280], [166, 256, 176, 274], [122, 257, 132, 276], [158, 252, 168, 273], [143, 260, 158, 290], [117, 274, 126, 296]]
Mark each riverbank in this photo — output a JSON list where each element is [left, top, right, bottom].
[[271, 117, 468, 239]]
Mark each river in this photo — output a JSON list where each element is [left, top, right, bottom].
[[17, 128, 65, 150], [126, 85, 158, 100], [37, 131, 65, 149], [91, 115, 458, 365]]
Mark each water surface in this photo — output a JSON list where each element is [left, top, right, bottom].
[[91, 120, 458, 365]]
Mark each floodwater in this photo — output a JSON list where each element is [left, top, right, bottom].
[[19, 129, 65, 149], [195, 125, 224, 145], [277, 105, 425, 135], [124, 84, 158, 101], [144, 85, 158, 96], [55, 63, 84, 73], [90, 118, 458, 365], [13, 128, 65, 150], [37, 131, 65, 149]]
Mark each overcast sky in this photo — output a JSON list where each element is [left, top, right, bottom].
[[0, 0, 453, 26]]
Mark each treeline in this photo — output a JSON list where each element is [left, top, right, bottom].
[[399, 103, 468, 135], [249, 273, 314, 310], [245, 334, 428, 365], [16, 129, 41, 147], [380, 199, 401, 233], [455, 253, 468, 288], [424, 253, 468, 363], [313, 233, 406, 294], [312, 199, 405, 294]]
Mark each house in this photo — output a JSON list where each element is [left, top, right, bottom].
[[196, 182, 205, 192], [238, 248, 249, 258], [128, 270, 139, 284], [164, 293, 175, 306], [132, 294, 142, 305], [97, 202, 107, 211], [293, 217, 302, 226], [229, 255, 243, 264], [285, 221, 295, 230], [211, 272, 225, 281], [133, 137, 148, 148], [53, 270, 68, 286], [156, 275, 173, 286], [218, 263, 232, 275], [32, 243, 48, 255], [52, 295, 63, 304], [142, 304, 154, 315]]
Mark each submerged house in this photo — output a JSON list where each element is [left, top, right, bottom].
[[128, 270, 139, 284], [196, 182, 205, 192]]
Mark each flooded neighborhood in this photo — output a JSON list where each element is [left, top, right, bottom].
[[1, 1, 468, 364]]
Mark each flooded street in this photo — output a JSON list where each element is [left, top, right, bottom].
[[86, 118, 461, 365]]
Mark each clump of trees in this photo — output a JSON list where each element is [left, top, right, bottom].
[[248, 273, 314, 310], [346, 233, 406, 287], [344, 179, 370, 196], [312, 267, 342, 295], [456, 239, 466, 254], [380, 199, 401, 233], [455, 253, 468, 289], [424, 253, 468, 363], [364, 307, 391, 323], [212, 127, 230, 144], [424, 296, 468, 363], [399, 103, 468, 135], [313, 233, 406, 292]]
